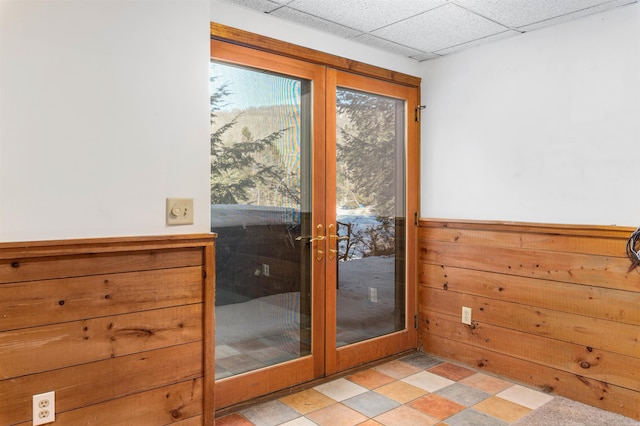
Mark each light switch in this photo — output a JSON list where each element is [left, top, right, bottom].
[[166, 198, 194, 225]]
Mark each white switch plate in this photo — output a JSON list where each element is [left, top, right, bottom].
[[33, 391, 55, 425], [166, 198, 194, 225]]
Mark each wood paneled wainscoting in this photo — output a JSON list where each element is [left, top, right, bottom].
[[418, 219, 639, 420], [0, 235, 216, 425]]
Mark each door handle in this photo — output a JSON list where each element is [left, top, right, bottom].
[[296, 224, 325, 261], [295, 235, 326, 242], [328, 224, 349, 260]]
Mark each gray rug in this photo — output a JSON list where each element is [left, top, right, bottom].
[[513, 397, 639, 426]]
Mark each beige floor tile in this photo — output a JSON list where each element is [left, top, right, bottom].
[[347, 368, 396, 389], [459, 373, 513, 394], [473, 396, 532, 423], [374, 380, 428, 404], [374, 405, 439, 426], [280, 388, 337, 414], [315, 378, 369, 401], [306, 403, 368, 426], [402, 371, 454, 392], [373, 359, 422, 379], [497, 384, 554, 409]]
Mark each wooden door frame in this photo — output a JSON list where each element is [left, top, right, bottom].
[[210, 23, 421, 88]]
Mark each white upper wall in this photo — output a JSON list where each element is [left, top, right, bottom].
[[419, 3, 640, 226], [1, 0, 637, 243], [0, 0, 211, 242]]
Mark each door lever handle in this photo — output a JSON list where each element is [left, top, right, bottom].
[[296, 235, 326, 242], [328, 224, 348, 260], [296, 224, 325, 261]]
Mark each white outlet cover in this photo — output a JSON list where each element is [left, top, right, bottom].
[[33, 391, 55, 425], [462, 306, 472, 325]]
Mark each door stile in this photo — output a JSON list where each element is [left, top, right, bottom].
[[324, 69, 339, 375]]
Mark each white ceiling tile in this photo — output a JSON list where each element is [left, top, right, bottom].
[[221, 0, 282, 13], [271, 7, 364, 38], [516, 0, 637, 31], [351, 34, 426, 57], [434, 29, 519, 55], [372, 3, 508, 53], [286, 0, 448, 32], [453, 0, 618, 28], [217, 0, 637, 61]]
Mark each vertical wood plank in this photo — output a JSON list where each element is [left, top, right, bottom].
[[203, 242, 216, 426]]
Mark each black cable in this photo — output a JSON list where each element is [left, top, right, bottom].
[[626, 227, 640, 272]]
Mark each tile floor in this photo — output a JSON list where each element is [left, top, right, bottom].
[[216, 352, 557, 425]]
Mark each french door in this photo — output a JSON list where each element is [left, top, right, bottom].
[[210, 40, 418, 409], [325, 69, 418, 375]]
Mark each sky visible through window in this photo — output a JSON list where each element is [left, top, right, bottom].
[[210, 62, 301, 111]]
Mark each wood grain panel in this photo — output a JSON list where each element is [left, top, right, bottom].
[[0, 266, 203, 332], [0, 247, 203, 284], [0, 234, 214, 259], [420, 287, 639, 358], [423, 334, 640, 420], [421, 240, 635, 291], [418, 219, 640, 420], [422, 310, 639, 391], [419, 226, 627, 256], [1, 342, 202, 425], [0, 235, 214, 426], [0, 304, 202, 379], [420, 219, 635, 238], [173, 416, 204, 426], [420, 264, 640, 325], [15, 379, 204, 426]]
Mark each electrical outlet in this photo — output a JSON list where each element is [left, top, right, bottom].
[[33, 391, 55, 425], [262, 263, 270, 277], [462, 306, 472, 325]]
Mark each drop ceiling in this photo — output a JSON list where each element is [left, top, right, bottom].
[[219, 0, 637, 61]]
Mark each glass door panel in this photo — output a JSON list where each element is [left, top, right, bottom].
[[210, 60, 312, 379], [335, 87, 406, 346], [210, 40, 326, 409]]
